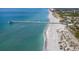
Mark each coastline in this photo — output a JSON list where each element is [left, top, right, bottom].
[[43, 9, 64, 51], [43, 9, 50, 51], [43, 21, 49, 51], [43, 9, 59, 51], [45, 9, 79, 51]]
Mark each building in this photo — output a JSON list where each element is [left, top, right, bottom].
[[54, 8, 79, 13]]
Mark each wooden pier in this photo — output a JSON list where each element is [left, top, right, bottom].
[[8, 20, 65, 25]]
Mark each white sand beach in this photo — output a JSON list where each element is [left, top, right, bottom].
[[45, 9, 66, 51]]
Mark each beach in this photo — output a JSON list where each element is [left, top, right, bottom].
[[44, 9, 66, 51], [44, 9, 79, 51]]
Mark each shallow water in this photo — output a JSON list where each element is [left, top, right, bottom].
[[0, 8, 48, 51]]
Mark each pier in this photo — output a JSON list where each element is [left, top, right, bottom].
[[8, 20, 66, 25]]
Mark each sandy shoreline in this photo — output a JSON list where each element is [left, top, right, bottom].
[[43, 9, 65, 51], [43, 24, 48, 51], [43, 9, 59, 51], [43, 9, 51, 51]]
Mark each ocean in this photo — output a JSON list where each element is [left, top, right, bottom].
[[0, 8, 48, 51]]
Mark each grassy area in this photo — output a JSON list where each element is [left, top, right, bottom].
[[68, 26, 79, 39], [75, 31, 79, 39], [65, 13, 79, 17], [57, 12, 64, 18], [58, 12, 79, 17]]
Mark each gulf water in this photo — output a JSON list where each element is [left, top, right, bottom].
[[0, 8, 48, 51]]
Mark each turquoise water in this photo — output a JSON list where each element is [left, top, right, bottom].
[[0, 8, 48, 51]]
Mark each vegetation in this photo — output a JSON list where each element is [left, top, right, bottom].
[[57, 11, 79, 39], [57, 12, 64, 18], [58, 12, 79, 17], [75, 31, 79, 39], [69, 25, 79, 39]]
